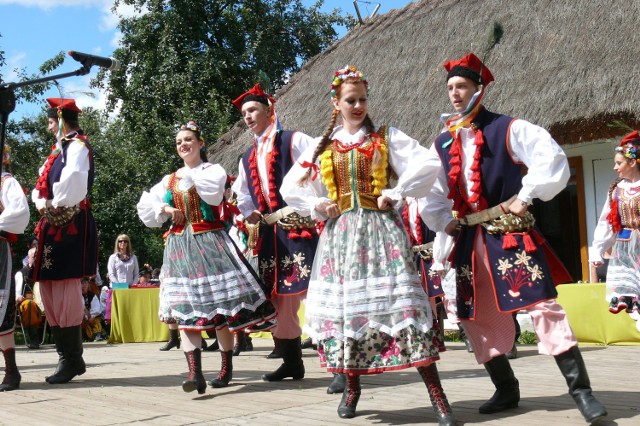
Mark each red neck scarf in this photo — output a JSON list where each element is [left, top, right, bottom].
[[35, 144, 62, 200]]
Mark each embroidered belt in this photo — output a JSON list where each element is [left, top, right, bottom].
[[412, 242, 434, 260], [458, 195, 517, 227], [261, 206, 316, 230], [481, 211, 536, 234]]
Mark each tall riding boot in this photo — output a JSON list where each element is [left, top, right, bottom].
[[261, 337, 305, 381], [27, 325, 41, 350], [327, 373, 347, 394], [337, 374, 361, 419], [0, 348, 21, 392], [48, 325, 86, 384], [418, 363, 457, 426], [209, 350, 233, 388], [478, 355, 520, 414], [182, 349, 206, 394], [554, 346, 607, 423], [267, 335, 282, 359], [159, 328, 180, 351], [45, 326, 63, 383]]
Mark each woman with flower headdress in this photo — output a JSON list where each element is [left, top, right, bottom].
[[590, 130, 640, 332], [137, 121, 276, 395], [280, 65, 455, 424], [0, 144, 29, 391]]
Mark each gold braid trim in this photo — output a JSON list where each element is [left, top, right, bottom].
[[370, 126, 388, 195], [319, 149, 337, 201]]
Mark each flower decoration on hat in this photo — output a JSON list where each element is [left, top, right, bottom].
[[330, 65, 368, 97], [180, 121, 205, 142], [616, 130, 640, 163]]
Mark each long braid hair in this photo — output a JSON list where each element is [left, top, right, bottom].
[[299, 78, 375, 185]]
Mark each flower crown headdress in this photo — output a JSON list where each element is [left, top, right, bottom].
[[330, 65, 368, 97], [615, 130, 640, 163], [180, 121, 205, 142]]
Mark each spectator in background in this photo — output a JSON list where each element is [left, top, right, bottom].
[[81, 278, 102, 341], [15, 245, 44, 350], [107, 234, 139, 287], [135, 264, 153, 286]]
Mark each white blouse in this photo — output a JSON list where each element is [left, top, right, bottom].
[[137, 162, 227, 228], [107, 253, 139, 285], [31, 137, 91, 210], [423, 118, 570, 233], [0, 173, 29, 234], [280, 125, 441, 221], [232, 130, 315, 218]]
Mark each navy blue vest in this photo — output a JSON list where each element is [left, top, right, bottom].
[[434, 108, 561, 318], [434, 107, 521, 209], [241, 131, 317, 296], [33, 134, 98, 281]]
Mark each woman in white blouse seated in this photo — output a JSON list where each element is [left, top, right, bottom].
[[107, 234, 139, 287]]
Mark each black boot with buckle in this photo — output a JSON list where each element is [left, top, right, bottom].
[[478, 355, 520, 414]]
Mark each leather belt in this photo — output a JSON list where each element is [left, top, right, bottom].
[[459, 195, 517, 227]]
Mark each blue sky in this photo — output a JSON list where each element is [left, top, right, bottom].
[[0, 0, 412, 120]]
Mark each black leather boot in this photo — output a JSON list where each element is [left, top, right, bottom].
[[182, 349, 206, 394], [203, 329, 219, 352], [478, 355, 520, 414], [418, 363, 457, 426], [0, 348, 21, 392], [233, 332, 248, 356], [262, 337, 304, 381], [159, 328, 180, 351], [267, 335, 282, 359], [47, 325, 86, 384], [27, 325, 41, 350], [555, 346, 607, 423], [209, 350, 233, 388], [45, 326, 63, 383], [337, 374, 361, 419], [327, 373, 346, 394]]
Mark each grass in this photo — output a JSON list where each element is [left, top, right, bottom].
[[444, 330, 538, 344]]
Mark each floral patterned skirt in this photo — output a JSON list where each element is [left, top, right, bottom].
[[304, 208, 438, 373], [159, 227, 276, 331]]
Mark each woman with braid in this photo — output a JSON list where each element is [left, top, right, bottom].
[[280, 66, 455, 425], [137, 122, 275, 394], [590, 130, 640, 332]]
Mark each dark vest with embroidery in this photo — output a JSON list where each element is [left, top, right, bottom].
[[33, 134, 99, 281], [241, 130, 317, 296], [434, 107, 565, 319]]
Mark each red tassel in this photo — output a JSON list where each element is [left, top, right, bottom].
[[317, 221, 326, 235], [54, 228, 63, 242], [288, 229, 300, 239], [66, 221, 78, 236], [48, 225, 58, 236], [300, 229, 313, 239], [606, 198, 623, 233], [502, 233, 518, 250], [523, 233, 537, 253]]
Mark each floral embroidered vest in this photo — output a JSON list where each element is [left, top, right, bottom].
[[319, 127, 389, 214], [164, 173, 223, 236]]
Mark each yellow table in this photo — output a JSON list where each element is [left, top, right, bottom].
[[556, 283, 640, 345], [108, 288, 169, 344]]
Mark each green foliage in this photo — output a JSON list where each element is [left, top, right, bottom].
[[2, 2, 352, 275]]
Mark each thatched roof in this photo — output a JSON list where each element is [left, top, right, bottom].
[[212, 0, 640, 173]]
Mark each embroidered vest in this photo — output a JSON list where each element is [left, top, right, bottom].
[[241, 130, 295, 214], [320, 128, 389, 213], [165, 173, 224, 235], [434, 108, 520, 212], [46, 134, 95, 201], [611, 186, 640, 230]]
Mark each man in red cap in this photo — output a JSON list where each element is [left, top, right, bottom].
[[424, 53, 607, 423], [231, 84, 320, 383], [31, 97, 98, 384]]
